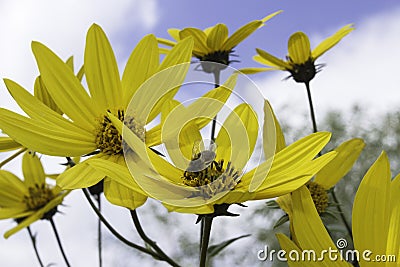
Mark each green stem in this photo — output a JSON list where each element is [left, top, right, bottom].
[[210, 69, 221, 142], [199, 217, 213, 267], [49, 218, 70, 267], [0, 148, 27, 168], [27, 226, 44, 267], [96, 195, 102, 267], [130, 210, 181, 267], [304, 82, 318, 133], [81, 188, 160, 258]]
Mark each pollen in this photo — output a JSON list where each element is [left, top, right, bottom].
[[23, 183, 54, 210], [306, 181, 328, 214], [183, 158, 240, 200], [95, 109, 145, 155]]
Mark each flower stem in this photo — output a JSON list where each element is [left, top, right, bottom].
[[303, 83, 354, 241], [81, 188, 160, 258], [304, 82, 318, 133], [210, 69, 221, 142], [130, 210, 181, 267], [27, 226, 44, 267], [96, 195, 102, 267], [49, 218, 70, 267], [199, 217, 213, 267], [0, 148, 27, 168]]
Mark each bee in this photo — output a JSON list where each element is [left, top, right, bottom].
[[186, 141, 217, 173]]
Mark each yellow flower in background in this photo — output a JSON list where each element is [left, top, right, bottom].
[[88, 100, 336, 215], [0, 151, 69, 238], [0, 24, 195, 210], [276, 152, 400, 266], [158, 10, 282, 72], [241, 24, 354, 83]]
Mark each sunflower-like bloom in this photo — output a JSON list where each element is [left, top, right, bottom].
[[88, 99, 337, 215], [264, 101, 365, 215], [242, 24, 354, 83], [157, 11, 282, 73], [0, 151, 69, 238], [276, 152, 400, 266], [0, 24, 201, 210]]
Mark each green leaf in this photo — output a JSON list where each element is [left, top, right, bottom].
[[208, 234, 251, 258], [273, 214, 289, 229]]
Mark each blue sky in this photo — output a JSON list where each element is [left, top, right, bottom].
[[1, 0, 400, 266]]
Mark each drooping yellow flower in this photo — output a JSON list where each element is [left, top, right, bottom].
[[276, 152, 400, 266], [0, 24, 194, 210], [241, 24, 354, 83], [0, 151, 69, 238], [88, 99, 336, 215], [158, 11, 282, 72]]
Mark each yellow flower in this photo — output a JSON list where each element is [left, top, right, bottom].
[[263, 100, 364, 215], [241, 24, 354, 83], [158, 11, 282, 72], [0, 151, 69, 238], [88, 99, 337, 215], [276, 152, 400, 266], [0, 24, 196, 210]]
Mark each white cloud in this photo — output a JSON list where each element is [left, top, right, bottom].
[[246, 7, 400, 127]]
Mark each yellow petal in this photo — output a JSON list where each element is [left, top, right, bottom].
[[312, 24, 354, 60], [314, 138, 365, 189], [206, 23, 228, 51], [85, 24, 123, 110], [122, 34, 159, 107], [22, 151, 45, 188], [263, 100, 286, 158], [4, 79, 93, 136], [290, 186, 351, 266], [31, 41, 99, 129], [254, 49, 291, 69], [56, 157, 106, 189], [157, 37, 177, 47], [288, 32, 311, 64], [0, 108, 96, 156], [0, 170, 27, 205], [221, 11, 282, 51], [236, 67, 275, 75], [34, 76, 63, 114], [163, 202, 214, 214], [216, 103, 258, 169], [0, 207, 33, 220], [103, 178, 147, 210], [253, 152, 336, 199], [0, 137, 21, 152], [244, 132, 331, 192], [276, 233, 317, 267], [130, 37, 193, 123], [167, 28, 181, 41], [179, 28, 209, 55], [386, 173, 400, 265], [353, 151, 391, 264]]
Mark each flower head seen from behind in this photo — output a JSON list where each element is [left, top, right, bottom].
[[0, 151, 69, 238], [243, 24, 354, 84], [158, 11, 282, 73]]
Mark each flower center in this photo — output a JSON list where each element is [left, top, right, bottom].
[[95, 109, 145, 155], [23, 183, 54, 210], [182, 152, 240, 199], [287, 57, 316, 83], [306, 181, 328, 214], [198, 50, 231, 73]]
